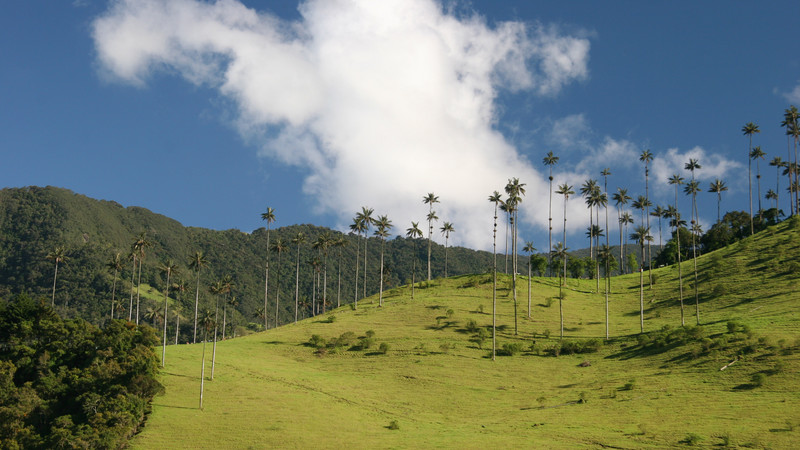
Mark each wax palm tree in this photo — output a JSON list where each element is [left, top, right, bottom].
[[591, 189, 608, 291], [356, 207, 374, 298], [440, 222, 455, 278], [132, 232, 152, 324], [543, 151, 559, 275], [172, 280, 186, 344], [505, 177, 526, 336], [766, 189, 779, 210], [782, 106, 799, 215], [770, 156, 784, 212], [499, 201, 511, 273], [684, 158, 702, 325], [523, 241, 535, 319], [47, 246, 67, 307], [406, 221, 423, 300], [159, 259, 179, 367], [260, 207, 276, 331], [488, 190, 503, 361], [127, 249, 136, 321], [422, 193, 440, 281], [208, 279, 224, 380], [708, 179, 728, 223], [551, 242, 568, 339], [198, 308, 214, 409], [349, 216, 364, 306], [374, 215, 393, 307], [630, 226, 651, 333], [580, 179, 599, 262], [664, 206, 685, 325], [612, 188, 631, 272], [308, 256, 321, 316], [556, 183, 575, 292], [271, 238, 286, 327], [220, 275, 234, 340], [333, 236, 348, 308], [750, 146, 766, 218], [601, 168, 612, 335], [742, 122, 760, 232], [291, 232, 305, 323], [106, 252, 123, 320], [598, 244, 613, 339], [312, 233, 333, 314], [189, 250, 209, 343], [640, 149, 655, 283], [619, 212, 634, 273]]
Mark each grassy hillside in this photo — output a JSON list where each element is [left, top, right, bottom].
[[132, 218, 800, 448]]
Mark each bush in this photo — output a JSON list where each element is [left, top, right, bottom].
[[621, 379, 636, 391], [465, 319, 479, 333], [679, 433, 703, 446], [544, 338, 602, 356], [365, 329, 375, 338], [470, 328, 489, 349], [358, 337, 375, 350], [750, 373, 766, 387], [378, 342, 390, 354], [308, 334, 327, 349], [334, 331, 357, 348], [499, 342, 524, 356], [325, 314, 337, 323], [387, 420, 400, 430]]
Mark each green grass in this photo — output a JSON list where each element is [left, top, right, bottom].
[[133, 219, 800, 448]]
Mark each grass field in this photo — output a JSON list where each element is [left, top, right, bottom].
[[132, 219, 800, 448]]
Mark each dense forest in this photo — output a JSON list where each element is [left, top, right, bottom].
[[0, 186, 500, 337]]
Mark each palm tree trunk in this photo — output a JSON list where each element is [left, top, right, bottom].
[[512, 214, 518, 335], [199, 328, 207, 410], [51, 260, 59, 307], [379, 240, 385, 307], [136, 257, 143, 325], [211, 297, 218, 380], [222, 306, 227, 341], [175, 313, 179, 345], [295, 245, 301, 323], [639, 243, 644, 333], [275, 251, 282, 328], [693, 193, 700, 325], [492, 204, 498, 362], [354, 235, 360, 309], [129, 256, 136, 321], [363, 232, 368, 298], [193, 268, 200, 344], [162, 270, 171, 367], [527, 259, 531, 319], [111, 268, 118, 321], [337, 248, 342, 308], [548, 174, 553, 277], [264, 224, 271, 331]]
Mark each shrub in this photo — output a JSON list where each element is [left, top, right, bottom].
[[679, 433, 703, 446], [358, 337, 375, 350], [750, 373, 766, 387], [621, 379, 636, 391], [470, 328, 489, 349], [387, 420, 399, 430], [308, 334, 327, 349], [465, 319, 479, 333], [334, 331, 357, 348], [544, 297, 554, 308], [477, 304, 485, 314], [446, 308, 455, 318], [325, 314, 337, 323], [378, 342, 390, 354], [365, 329, 375, 338], [500, 342, 524, 356]]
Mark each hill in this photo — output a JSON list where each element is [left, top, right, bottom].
[[0, 186, 498, 332], [131, 217, 800, 448]]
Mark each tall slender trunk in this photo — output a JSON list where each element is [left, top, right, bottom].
[[618, 208, 623, 275], [275, 251, 282, 328], [161, 270, 171, 367], [222, 306, 227, 341], [363, 232, 368, 298], [193, 268, 201, 344], [411, 240, 416, 300], [354, 236, 360, 309], [512, 212, 518, 335], [604, 186, 610, 340], [378, 240, 385, 307], [199, 327, 207, 410], [444, 236, 449, 278], [548, 171, 553, 276], [692, 191, 700, 325], [756, 159, 763, 217], [211, 296, 218, 380], [337, 248, 342, 308], [504, 217, 509, 274], [129, 256, 136, 321], [561, 197, 568, 340], [295, 244, 301, 323], [646, 167, 653, 288], [527, 258, 531, 319], [136, 257, 143, 325], [175, 313, 179, 345], [51, 261, 59, 307], [264, 224, 271, 330], [110, 268, 118, 321], [675, 185, 684, 326], [322, 252, 327, 314], [639, 243, 644, 333], [492, 203, 498, 362]]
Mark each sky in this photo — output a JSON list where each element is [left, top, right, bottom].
[[2, 0, 799, 252]]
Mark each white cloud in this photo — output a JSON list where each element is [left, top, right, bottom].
[[651, 146, 742, 194], [782, 81, 800, 103], [92, 0, 591, 249]]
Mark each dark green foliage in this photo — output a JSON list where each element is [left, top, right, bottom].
[[679, 433, 703, 446], [0, 187, 494, 334], [544, 338, 602, 356], [700, 211, 772, 253], [0, 294, 162, 449], [387, 420, 399, 430], [750, 373, 766, 387], [378, 342, 390, 354], [498, 342, 524, 356]]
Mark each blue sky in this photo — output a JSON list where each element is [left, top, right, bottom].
[[2, 0, 798, 251]]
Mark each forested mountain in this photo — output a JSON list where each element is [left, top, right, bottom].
[[0, 186, 498, 335]]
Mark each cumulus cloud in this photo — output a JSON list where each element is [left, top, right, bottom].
[[92, 0, 591, 249], [651, 146, 742, 194]]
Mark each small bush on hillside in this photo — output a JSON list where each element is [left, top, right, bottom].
[[679, 432, 703, 446], [358, 337, 375, 350], [477, 304, 485, 314], [544, 297, 554, 308], [325, 315, 337, 323], [446, 308, 455, 318], [365, 329, 375, 338], [544, 338, 602, 356], [470, 328, 489, 349], [750, 373, 766, 387], [308, 334, 327, 349], [378, 342, 390, 354], [334, 331, 357, 348], [621, 379, 636, 391], [499, 342, 524, 356], [387, 420, 400, 430], [465, 319, 479, 333]]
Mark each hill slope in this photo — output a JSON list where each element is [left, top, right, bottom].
[[132, 218, 800, 448]]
